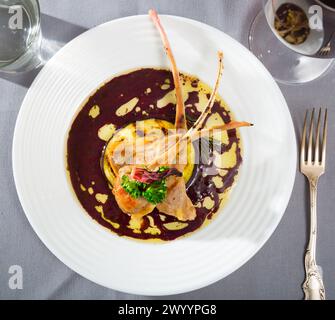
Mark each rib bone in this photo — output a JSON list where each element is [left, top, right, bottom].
[[149, 9, 187, 130]]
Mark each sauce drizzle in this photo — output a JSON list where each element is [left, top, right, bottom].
[[67, 68, 242, 241]]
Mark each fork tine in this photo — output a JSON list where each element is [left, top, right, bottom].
[[321, 108, 328, 166], [301, 110, 308, 165], [315, 109, 321, 164], [307, 109, 314, 164]]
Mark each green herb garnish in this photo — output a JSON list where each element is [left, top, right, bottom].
[[121, 175, 145, 199], [143, 179, 167, 205], [120, 166, 175, 204], [158, 166, 169, 173]]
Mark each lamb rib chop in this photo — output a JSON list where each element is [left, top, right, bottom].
[[110, 10, 251, 226]]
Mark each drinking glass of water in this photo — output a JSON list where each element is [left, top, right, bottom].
[[0, 0, 41, 73]]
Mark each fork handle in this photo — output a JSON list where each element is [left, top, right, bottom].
[[302, 179, 326, 300], [303, 251, 325, 300]]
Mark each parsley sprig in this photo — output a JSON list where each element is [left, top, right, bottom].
[[120, 166, 179, 204], [143, 179, 167, 204], [121, 175, 145, 199]]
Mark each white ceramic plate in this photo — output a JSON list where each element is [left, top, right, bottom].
[[12, 15, 296, 295]]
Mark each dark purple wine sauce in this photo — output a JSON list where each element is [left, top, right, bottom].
[[67, 68, 242, 241]]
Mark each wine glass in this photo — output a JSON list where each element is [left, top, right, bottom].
[[249, 0, 335, 84]]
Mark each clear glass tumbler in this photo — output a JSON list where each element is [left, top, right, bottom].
[[0, 0, 41, 73]]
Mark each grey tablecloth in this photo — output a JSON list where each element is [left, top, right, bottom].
[[1, 0, 334, 300]]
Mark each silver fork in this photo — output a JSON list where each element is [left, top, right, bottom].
[[300, 108, 328, 300], [318, 31, 334, 57]]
